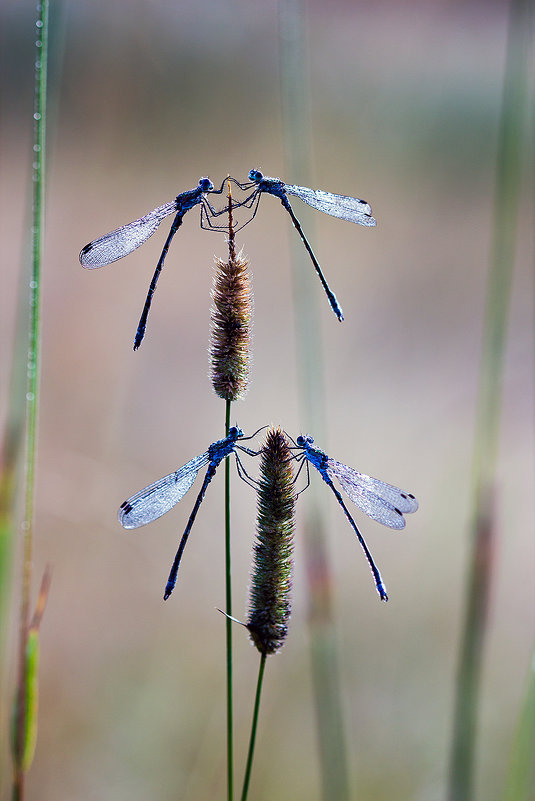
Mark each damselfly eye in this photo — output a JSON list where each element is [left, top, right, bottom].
[[248, 169, 263, 183], [199, 177, 214, 192], [296, 436, 305, 446]]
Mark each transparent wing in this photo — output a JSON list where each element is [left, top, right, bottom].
[[285, 185, 376, 226], [327, 458, 418, 529], [79, 200, 178, 268], [118, 452, 210, 529]]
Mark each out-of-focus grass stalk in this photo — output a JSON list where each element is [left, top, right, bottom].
[[278, 3, 350, 800], [0, 328, 27, 787], [448, 2, 531, 800], [11, 3, 49, 799], [503, 649, 535, 801], [11, 569, 52, 777]]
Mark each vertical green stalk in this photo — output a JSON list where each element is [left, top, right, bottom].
[[12, 3, 49, 799], [211, 176, 251, 801], [448, 2, 531, 800], [503, 649, 535, 801], [0, 347, 26, 782], [278, 3, 350, 800], [240, 653, 266, 801], [222, 196, 235, 801], [225, 397, 234, 801], [211, 185, 250, 801]]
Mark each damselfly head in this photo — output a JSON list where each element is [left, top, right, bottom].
[[296, 435, 314, 447], [229, 426, 244, 439], [199, 177, 214, 192], [248, 169, 263, 183]]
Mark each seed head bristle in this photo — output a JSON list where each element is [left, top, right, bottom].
[[210, 248, 251, 401], [247, 428, 295, 655]]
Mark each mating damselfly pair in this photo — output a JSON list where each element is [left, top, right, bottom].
[[80, 170, 376, 349], [118, 427, 417, 603]]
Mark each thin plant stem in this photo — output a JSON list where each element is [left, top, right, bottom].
[[448, 1, 531, 800], [214, 178, 248, 801], [12, 3, 49, 800], [224, 183, 235, 801], [227, 177, 237, 264], [503, 647, 535, 801], [278, 3, 350, 800], [0, 327, 27, 785], [225, 396, 234, 801], [240, 651, 267, 801]]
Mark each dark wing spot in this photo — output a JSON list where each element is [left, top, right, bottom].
[[401, 493, 407, 499], [394, 507, 403, 516], [120, 502, 132, 514], [80, 243, 92, 255]]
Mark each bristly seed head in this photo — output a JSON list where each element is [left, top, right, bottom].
[[210, 248, 251, 401], [247, 428, 295, 655]]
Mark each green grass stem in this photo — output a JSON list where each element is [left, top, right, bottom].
[[503, 649, 535, 801], [12, 3, 49, 799], [278, 3, 350, 800], [225, 397, 234, 801], [0, 343, 27, 786], [448, 2, 532, 800], [240, 652, 266, 801]]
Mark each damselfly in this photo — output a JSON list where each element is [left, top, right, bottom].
[[118, 426, 259, 599], [80, 177, 228, 350], [228, 169, 376, 322], [290, 434, 418, 601]]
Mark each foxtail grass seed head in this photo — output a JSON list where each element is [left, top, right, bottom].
[[210, 248, 251, 401], [247, 428, 295, 655]]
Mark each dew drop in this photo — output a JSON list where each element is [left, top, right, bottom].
[[33, 112, 41, 120]]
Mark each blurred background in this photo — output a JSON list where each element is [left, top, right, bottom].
[[1, 1, 533, 799]]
